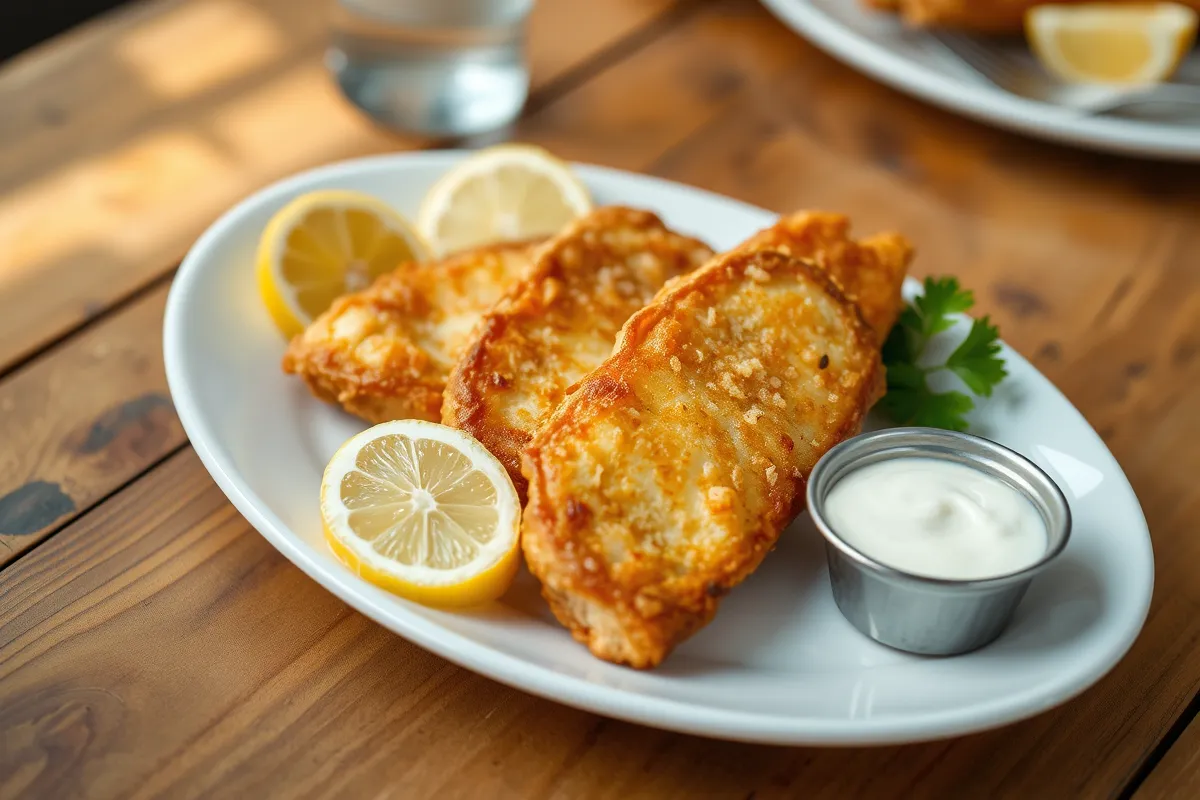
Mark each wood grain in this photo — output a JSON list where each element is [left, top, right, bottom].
[[1136, 712, 1200, 800], [640, 39, 1200, 796], [4, 0, 1200, 795], [515, 0, 806, 172], [0, 0, 684, 375], [0, 282, 182, 566], [3, 94, 1200, 796], [0, 452, 1019, 799], [0, 431, 1184, 800], [0, 0, 706, 564], [0, 0, 809, 571]]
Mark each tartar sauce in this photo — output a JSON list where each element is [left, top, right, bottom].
[[823, 457, 1047, 580]]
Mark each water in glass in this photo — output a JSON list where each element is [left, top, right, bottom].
[[328, 0, 534, 137]]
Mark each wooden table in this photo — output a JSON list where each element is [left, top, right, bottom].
[[2, 0, 1199, 796]]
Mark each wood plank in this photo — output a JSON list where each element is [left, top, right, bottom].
[[0, 0, 684, 374], [0, 0, 808, 569], [0, 452, 949, 799], [1136, 713, 1200, 800], [514, 0, 806, 171], [4, 1, 1200, 796], [645, 50, 1192, 366], [641, 52, 1200, 796], [3, 101, 1200, 800], [0, 418, 1186, 800], [0, 282, 182, 566]]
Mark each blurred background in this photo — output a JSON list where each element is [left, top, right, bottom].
[[1, 2, 128, 61]]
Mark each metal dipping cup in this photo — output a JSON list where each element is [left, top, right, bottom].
[[806, 427, 1072, 656]]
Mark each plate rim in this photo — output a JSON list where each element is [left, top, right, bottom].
[[163, 149, 1155, 745], [759, 0, 1200, 162]]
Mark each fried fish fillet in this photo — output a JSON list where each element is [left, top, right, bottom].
[[865, 0, 1200, 31], [890, 0, 1045, 30], [737, 211, 912, 340], [283, 241, 537, 423], [521, 249, 886, 668], [441, 206, 713, 497], [860, 0, 1040, 30]]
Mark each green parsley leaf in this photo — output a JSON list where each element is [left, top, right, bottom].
[[945, 315, 1007, 398], [912, 391, 975, 432], [878, 278, 1007, 432], [881, 360, 927, 391], [913, 277, 974, 338], [881, 315, 916, 365], [877, 366, 976, 433]]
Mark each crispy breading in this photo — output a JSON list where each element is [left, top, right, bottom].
[[737, 211, 912, 340], [283, 241, 537, 423], [865, 0, 1200, 31], [521, 250, 886, 668], [894, 0, 1043, 30], [441, 207, 713, 497]]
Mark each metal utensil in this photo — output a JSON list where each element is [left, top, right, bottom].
[[933, 32, 1200, 116], [806, 427, 1072, 656]]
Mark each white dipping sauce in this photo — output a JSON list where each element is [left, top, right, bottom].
[[823, 457, 1047, 580]]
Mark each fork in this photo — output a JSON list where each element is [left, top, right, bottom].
[[932, 32, 1200, 116]]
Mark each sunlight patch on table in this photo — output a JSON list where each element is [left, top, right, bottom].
[[0, 129, 232, 287], [116, 0, 286, 98], [208, 62, 419, 176]]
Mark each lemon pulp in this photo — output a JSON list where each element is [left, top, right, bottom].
[[321, 420, 520, 607], [257, 190, 428, 337]]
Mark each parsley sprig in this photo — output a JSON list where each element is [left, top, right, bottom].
[[879, 277, 1007, 432]]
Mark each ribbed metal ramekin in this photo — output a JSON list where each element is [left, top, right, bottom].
[[806, 427, 1072, 656]]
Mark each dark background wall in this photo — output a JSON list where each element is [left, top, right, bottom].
[[2, 1, 132, 62]]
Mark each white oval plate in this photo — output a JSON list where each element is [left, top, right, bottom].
[[164, 151, 1153, 745], [760, 0, 1200, 162]]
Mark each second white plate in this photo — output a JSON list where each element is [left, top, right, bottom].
[[761, 0, 1200, 161], [163, 151, 1154, 745]]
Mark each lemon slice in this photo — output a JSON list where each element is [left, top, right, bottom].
[[418, 144, 592, 256], [257, 190, 429, 338], [321, 420, 521, 607], [1026, 3, 1198, 85]]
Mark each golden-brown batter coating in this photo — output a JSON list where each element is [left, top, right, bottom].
[[865, 0, 1200, 32], [737, 211, 912, 341], [283, 241, 538, 423], [521, 250, 888, 668], [441, 207, 713, 497]]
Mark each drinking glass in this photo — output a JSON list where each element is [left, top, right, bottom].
[[327, 0, 534, 137]]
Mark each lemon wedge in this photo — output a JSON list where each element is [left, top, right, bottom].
[[1026, 3, 1198, 85], [321, 420, 521, 607], [257, 190, 429, 338], [417, 144, 592, 256]]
